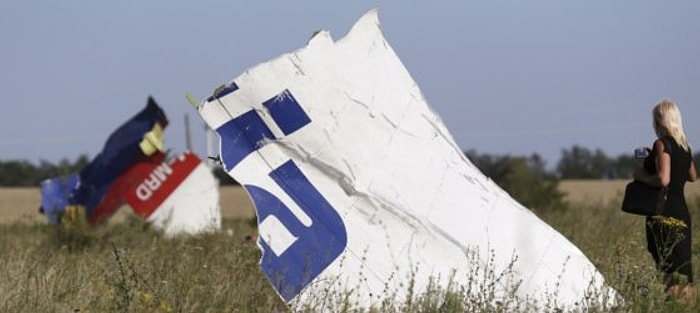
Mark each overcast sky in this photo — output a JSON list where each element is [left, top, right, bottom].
[[2, 1, 698, 167]]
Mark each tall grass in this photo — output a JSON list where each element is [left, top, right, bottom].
[[0, 218, 285, 312], [1, 196, 700, 312]]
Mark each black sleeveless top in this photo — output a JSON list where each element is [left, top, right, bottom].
[[643, 136, 692, 216]]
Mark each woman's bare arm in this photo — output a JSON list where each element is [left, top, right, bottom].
[[655, 140, 671, 187], [689, 160, 697, 182]]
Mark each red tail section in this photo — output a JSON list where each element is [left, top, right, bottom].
[[88, 153, 166, 224], [123, 151, 201, 219]]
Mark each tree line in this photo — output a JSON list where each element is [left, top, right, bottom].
[[3, 146, 699, 186], [464, 146, 700, 213], [2, 147, 699, 213], [0, 154, 237, 187], [0, 156, 91, 187]]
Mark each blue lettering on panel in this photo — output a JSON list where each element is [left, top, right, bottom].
[[247, 160, 347, 301], [206, 82, 239, 102], [215, 89, 311, 171], [263, 89, 312, 136], [213, 87, 347, 301], [216, 110, 275, 172]]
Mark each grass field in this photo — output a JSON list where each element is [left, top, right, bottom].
[[2, 182, 700, 312], [558, 179, 700, 206]]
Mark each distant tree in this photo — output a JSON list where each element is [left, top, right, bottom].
[[465, 150, 565, 213], [0, 160, 40, 186], [557, 146, 590, 178], [524, 153, 550, 178], [0, 154, 90, 186], [556, 146, 611, 179], [464, 149, 509, 181], [497, 157, 565, 213], [591, 148, 613, 178], [71, 155, 90, 172], [610, 155, 639, 179], [35, 155, 91, 181]]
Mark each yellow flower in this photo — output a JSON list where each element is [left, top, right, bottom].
[[138, 291, 156, 306], [652, 216, 687, 229], [159, 299, 174, 312], [61, 205, 87, 229]]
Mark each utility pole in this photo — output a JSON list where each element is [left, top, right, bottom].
[[184, 114, 193, 152]]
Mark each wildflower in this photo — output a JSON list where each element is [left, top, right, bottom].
[[651, 216, 687, 229]]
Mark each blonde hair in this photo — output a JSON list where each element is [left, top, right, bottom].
[[653, 99, 690, 151]]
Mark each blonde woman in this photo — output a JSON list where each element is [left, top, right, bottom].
[[634, 99, 697, 300]]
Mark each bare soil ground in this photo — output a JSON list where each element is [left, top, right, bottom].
[[2, 181, 699, 225]]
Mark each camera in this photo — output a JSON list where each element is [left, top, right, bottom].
[[635, 147, 649, 158]]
